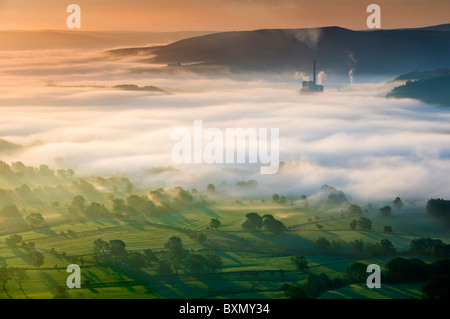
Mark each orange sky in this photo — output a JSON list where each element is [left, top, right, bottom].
[[0, 0, 448, 31]]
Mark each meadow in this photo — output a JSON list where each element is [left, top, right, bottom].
[[0, 162, 447, 299]]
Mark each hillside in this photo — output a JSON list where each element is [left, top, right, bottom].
[[107, 25, 450, 76], [1, 161, 450, 299], [386, 69, 450, 106], [0, 30, 214, 50]]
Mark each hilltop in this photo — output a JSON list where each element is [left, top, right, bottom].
[[386, 69, 450, 106], [107, 24, 450, 77]]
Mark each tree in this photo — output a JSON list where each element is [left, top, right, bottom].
[[1, 205, 22, 219], [205, 254, 223, 272], [348, 204, 363, 217], [26, 212, 45, 228], [409, 237, 446, 256], [174, 189, 194, 206], [380, 239, 397, 255], [426, 198, 450, 226], [5, 234, 22, 246], [316, 224, 323, 230], [241, 212, 263, 232], [85, 202, 110, 218], [422, 274, 450, 299], [301, 195, 309, 210], [386, 257, 430, 282], [332, 240, 341, 253], [384, 225, 393, 233], [380, 205, 392, 217], [367, 239, 397, 257], [0, 267, 11, 291], [68, 195, 86, 215], [11, 267, 28, 291], [206, 184, 216, 194], [291, 255, 309, 272], [185, 254, 208, 273], [165, 236, 188, 274], [143, 249, 158, 266], [196, 232, 207, 244], [316, 237, 332, 254], [304, 273, 333, 299], [209, 218, 221, 230], [262, 214, 286, 235], [350, 239, 364, 257], [393, 197, 403, 209], [29, 250, 44, 268], [155, 260, 173, 275], [358, 217, 372, 231], [349, 219, 358, 230], [93, 238, 110, 261], [272, 194, 280, 203], [346, 262, 367, 283], [283, 284, 309, 299], [127, 252, 147, 269], [53, 285, 69, 299], [109, 240, 127, 262]]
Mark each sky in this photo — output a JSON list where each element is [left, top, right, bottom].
[[0, 0, 448, 31]]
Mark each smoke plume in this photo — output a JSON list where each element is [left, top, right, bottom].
[[293, 28, 322, 50]]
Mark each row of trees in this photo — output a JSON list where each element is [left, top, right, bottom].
[[0, 267, 29, 291], [385, 257, 450, 299], [93, 236, 223, 275], [286, 255, 450, 299], [241, 213, 286, 235], [68, 194, 170, 220], [0, 205, 45, 230], [349, 216, 372, 231], [426, 198, 450, 226], [0, 160, 75, 179], [409, 237, 450, 258], [346, 197, 403, 220], [313, 237, 398, 258], [318, 236, 449, 259], [282, 272, 346, 299]]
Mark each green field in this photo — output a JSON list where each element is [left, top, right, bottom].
[[0, 163, 449, 299]]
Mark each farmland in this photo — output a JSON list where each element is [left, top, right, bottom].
[[0, 162, 449, 299]]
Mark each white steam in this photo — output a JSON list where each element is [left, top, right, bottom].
[[293, 28, 322, 50], [317, 70, 327, 85], [348, 69, 355, 84], [294, 71, 309, 81], [348, 51, 357, 84]]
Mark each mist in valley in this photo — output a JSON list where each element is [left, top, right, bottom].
[[0, 45, 449, 208]]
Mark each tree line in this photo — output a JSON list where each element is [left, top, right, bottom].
[[93, 236, 223, 275], [241, 212, 286, 235]]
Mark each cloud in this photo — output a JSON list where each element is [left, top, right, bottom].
[[1, 48, 450, 202]]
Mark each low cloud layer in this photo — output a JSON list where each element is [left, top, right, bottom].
[[1, 48, 450, 202]]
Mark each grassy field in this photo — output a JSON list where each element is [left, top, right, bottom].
[[1, 196, 448, 299], [0, 167, 448, 299]]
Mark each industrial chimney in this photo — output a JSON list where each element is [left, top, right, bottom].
[[300, 60, 324, 93], [313, 60, 317, 85]]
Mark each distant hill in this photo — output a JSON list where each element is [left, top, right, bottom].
[[0, 139, 21, 153], [113, 84, 169, 93], [0, 30, 215, 50], [386, 69, 450, 106], [390, 68, 450, 82], [107, 25, 450, 76]]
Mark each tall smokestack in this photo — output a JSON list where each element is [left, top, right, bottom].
[[313, 60, 317, 85]]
